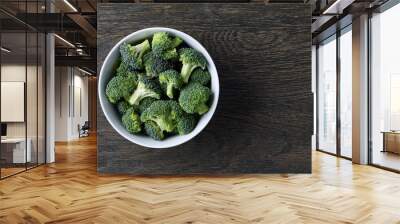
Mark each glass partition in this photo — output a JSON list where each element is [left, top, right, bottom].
[[339, 27, 352, 158], [0, 1, 46, 179], [27, 30, 38, 169], [27, 0, 39, 170], [370, 3, 400, 171], [1, 30, 28, 177], [317, 35, 337, 154], [38, 32, 46, 165]]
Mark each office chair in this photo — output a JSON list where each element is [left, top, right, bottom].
[[79, 121, 90, 138]]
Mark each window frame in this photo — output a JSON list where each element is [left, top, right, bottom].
[[315, 24, 353, 160]]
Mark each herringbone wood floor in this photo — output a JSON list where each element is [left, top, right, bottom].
[[1, 135, 400, 224]]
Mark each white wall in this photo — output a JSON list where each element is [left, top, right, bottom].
[[54, 66, 89, 141], [1, 65, 27, 140], [70, 72, 89, 139], [55, 66, 69, 141], [1, 63, 46, 164], [1, 65, 40, 138]]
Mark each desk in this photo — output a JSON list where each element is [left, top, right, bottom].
[[1, 138, 31, 163], [382, 132, 400, 154]]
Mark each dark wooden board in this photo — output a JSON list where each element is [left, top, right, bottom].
[[97, 3, 312, 174]]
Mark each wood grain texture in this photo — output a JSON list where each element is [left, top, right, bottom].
[[1, 136, 400, 223], [97, 3, 312, 174]]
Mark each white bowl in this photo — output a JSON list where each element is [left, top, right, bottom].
[[98, 27, 220, 149]]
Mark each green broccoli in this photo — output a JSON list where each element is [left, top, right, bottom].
[[161, 48, 179, 61], [179, 82, 211, 115], [176, 113, 197, 135], [144, 121, 165, 140], [179, 48, 207, 83], [152, 32, 182, 60], [116, 61, 141, 81], [128, 75, 161, 106], [117, 101, 131, 115], [159, 70, 184, 99], [122, 107, 141, 134], [140, 100, 183, 133], [116, 61, 129, 76], [190, 68, 211, 86], [105, 74, 137, 104], [120, 40, 150, 70], [139, 97, 156, 113], [143, 52, 173, 78]]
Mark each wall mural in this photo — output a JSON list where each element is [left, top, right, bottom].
[[97, 3, 312, 174]]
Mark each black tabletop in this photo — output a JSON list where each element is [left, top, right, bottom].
[[97, 3, 312, 174]]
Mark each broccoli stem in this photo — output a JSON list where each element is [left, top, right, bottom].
[[163, 49, 178, 60], [181, 64, 197, 83], [166, 84, 174, 99], [128, 90, 143, 106], [172, 37, 183, 48], [134, 39, 150, 58], [197, 103, 209, 115], [129, 88, 159, 106], [153, 118, 174, 132]]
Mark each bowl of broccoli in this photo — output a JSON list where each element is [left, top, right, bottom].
[[98, 27, 219, 148]]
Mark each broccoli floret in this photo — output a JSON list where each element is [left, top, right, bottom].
[[179, 82, 211, 115], [116, 61, 141, 81], [144, 121, 165, 140], [122, 107, 141, 134], [152, 32, 182, 60], [128, 75, 161, 106], [159, 70, 184, 99], [120, 40, 150, 70], [117, 101, 131, 115], [176, 113, 197, 135], [161, 48, 179, 61], [190, 68, 211, 86], [105, 74, 137, 104], [139, 97, 156, 113], [140, 100, 183, 133], [116, 61, 129, 76], [179, 48, 207, 83], [143, 52, 173, 78]]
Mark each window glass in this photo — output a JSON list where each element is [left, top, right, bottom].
[[1, 13, 28, 178], [340, 28, 352, 158], [318, 35, 337, 154], [371, 3, 400, 171]]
